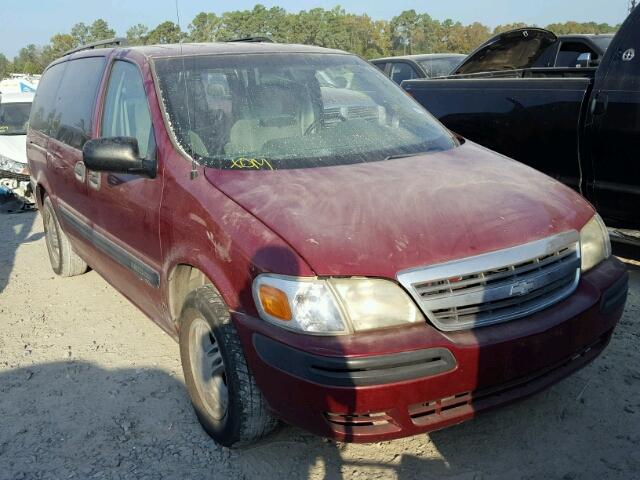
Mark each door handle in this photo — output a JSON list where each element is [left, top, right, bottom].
[[590, 93, 609, 116], [74, 161, 86, 183], [88, 170, 101, 190]]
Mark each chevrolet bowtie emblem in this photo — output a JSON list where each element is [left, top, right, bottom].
[[510, 279, 536, 296]]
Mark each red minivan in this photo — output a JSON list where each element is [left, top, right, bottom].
[[27, 40, 628, 447]]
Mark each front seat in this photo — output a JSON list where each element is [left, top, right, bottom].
[[226, 81, 313, 156]]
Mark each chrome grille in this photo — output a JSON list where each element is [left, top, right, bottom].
[[397, 231, 581, 331]]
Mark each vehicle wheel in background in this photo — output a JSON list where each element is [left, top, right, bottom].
[[179, 285, 277, 447], [42, 195, 88, 277]]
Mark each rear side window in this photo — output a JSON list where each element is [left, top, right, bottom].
[[29, 62, 66, 134], [52, 57, 106, 149]]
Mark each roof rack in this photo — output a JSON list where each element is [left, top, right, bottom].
[[226, 36, 273, 43], [63, 37, 128, 57]]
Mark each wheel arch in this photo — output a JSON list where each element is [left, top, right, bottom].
[[166, 261, 237, 330], [35, 181, 48, 209]]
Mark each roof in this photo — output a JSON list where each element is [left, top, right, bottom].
[[371, 53, 466, 63], [59, 42, 348, 64]]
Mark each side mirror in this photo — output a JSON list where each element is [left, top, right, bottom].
[[576, 52, 592, 68], [83, 137, 156, 178]]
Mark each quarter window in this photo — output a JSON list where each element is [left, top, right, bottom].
[[102, 61, 155, 159]]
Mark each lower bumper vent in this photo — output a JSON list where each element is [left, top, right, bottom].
[[325, 411, 400, 435], [409, 393, 472, 426]]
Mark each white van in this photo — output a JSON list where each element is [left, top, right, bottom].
[[0, 91, 34, 202]]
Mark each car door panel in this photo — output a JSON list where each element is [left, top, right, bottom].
[[42, 57, 107, 256], [85, 58, 164, 321], [588, 13, 640, 228], [46, 138, 96, 258]]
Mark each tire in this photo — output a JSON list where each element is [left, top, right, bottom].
[[179, 285, 277, 447], [42, 196, 88, 277]]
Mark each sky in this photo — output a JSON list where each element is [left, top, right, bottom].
[[0, 0, 632, 58]]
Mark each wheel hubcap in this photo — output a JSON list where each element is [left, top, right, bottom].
[[188, 317, 229, 420], [44, 207, 60, 267]]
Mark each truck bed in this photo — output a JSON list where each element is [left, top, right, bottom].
[[403, 73, 594, 191]]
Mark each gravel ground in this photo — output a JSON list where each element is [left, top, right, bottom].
[[0, 206, 639, 480]]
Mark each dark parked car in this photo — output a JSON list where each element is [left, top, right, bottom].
[[28, 38, 627, 446], [403, 16, 637, 242], [450, 29, 614, 76], [371, 54, 466, 84]]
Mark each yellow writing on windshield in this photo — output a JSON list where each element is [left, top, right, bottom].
[[229, 158, 274, 170]]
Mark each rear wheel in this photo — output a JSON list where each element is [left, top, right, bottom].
[[179, 285, 277, 447], [42, 196, 88, 277]]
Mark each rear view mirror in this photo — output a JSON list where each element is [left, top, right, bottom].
[[576, 52, 592, 68], [83, 137, 156, 178]]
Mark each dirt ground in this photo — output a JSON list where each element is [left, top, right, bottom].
[[0, 205, 639, 480]]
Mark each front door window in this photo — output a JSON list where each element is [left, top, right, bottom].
[[102, 61, 156, 159]]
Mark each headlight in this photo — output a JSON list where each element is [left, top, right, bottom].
[[253, 274, 424, 335], [580, 214, 611, 272], [0, 154, 28, 175]]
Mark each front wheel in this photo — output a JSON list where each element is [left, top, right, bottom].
[[179, 285, 277, 447]]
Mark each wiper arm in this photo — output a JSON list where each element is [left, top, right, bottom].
[[384, 151, 432, 161]]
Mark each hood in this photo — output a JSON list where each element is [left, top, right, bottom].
[[452, 28, 557, 75], [0, 135, 27, 164], [205, 141, 593, 278]]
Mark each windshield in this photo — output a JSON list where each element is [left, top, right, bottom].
[[0, 102, 31, 136], [154, 53, 457, 170], [418, 57, 465, 78]]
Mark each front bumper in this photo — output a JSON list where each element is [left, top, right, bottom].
[[234, 257, 628, 443]]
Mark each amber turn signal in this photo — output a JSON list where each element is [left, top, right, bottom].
[[258, 284, 292, 321]]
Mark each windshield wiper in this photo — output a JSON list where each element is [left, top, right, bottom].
[[384, 151, 433, 161]]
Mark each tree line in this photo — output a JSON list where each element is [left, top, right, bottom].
[[0, 4, 621, 77]]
